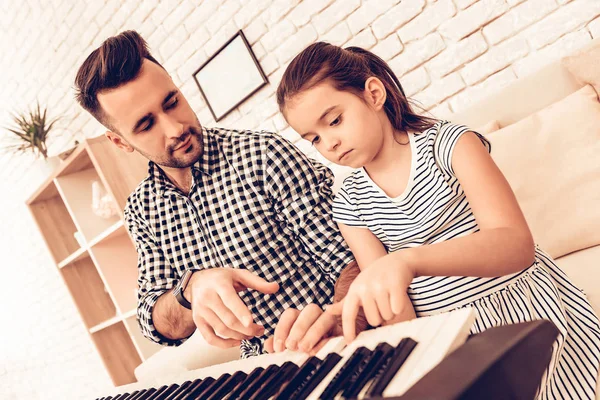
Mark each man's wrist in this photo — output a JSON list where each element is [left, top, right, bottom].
[[173, 269, 198, 310]]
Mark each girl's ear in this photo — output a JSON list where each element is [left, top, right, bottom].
[[364, 77, 387, 111]]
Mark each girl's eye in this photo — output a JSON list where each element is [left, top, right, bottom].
[[330, 116, 341, 126], [311, 136, 321, 145], [166, 98, 179, 110]]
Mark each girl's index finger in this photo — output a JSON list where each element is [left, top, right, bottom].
[[342, 295, 361, 344]]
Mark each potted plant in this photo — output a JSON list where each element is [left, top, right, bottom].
[[3, 102, 59, 159]]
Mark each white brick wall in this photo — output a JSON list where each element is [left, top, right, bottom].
[[1, 0, 598, 398]]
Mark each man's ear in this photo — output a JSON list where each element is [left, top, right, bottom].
[[364, 77, 387, 111], [105, 131, 134, 153]]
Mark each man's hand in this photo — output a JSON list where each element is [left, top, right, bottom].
[[264, 304, 341, 355], [185, 268, 279, 348]]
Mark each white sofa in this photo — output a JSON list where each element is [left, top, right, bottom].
[[134, 38, 600, 396]]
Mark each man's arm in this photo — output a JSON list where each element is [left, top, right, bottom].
[[125, 203, 195, 346], [262, 135, 354, 285]]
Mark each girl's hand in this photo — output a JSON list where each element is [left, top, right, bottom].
[[327, 253, 415, 343], [264, 304, 341, 355]]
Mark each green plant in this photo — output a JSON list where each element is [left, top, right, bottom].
[[3, 103, 60, 159]]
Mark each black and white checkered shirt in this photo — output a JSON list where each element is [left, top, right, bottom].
[[124, 127, 354, 358]]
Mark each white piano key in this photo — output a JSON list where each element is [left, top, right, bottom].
[[383, 308, 475, 397]]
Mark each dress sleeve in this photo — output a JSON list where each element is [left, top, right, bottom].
[[433, 121, 491, 177], [332, 182, 367, 228]]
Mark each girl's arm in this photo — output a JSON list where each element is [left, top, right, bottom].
[[398, 131, 536, 279]]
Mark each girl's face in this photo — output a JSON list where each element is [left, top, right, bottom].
[[284, 79, 388, 168]]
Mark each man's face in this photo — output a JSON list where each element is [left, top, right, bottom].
[[98, 59, 203, 169]]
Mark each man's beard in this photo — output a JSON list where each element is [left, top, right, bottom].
[[138, 124, 204, 169]]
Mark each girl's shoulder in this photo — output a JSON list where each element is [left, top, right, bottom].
[[337, 169, 366, 196]]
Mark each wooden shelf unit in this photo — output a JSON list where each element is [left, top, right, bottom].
[[27, 136, 162, 386]]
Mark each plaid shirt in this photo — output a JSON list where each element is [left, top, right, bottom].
[[124, 127, 354, 358]]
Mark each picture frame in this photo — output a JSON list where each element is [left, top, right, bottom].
[[192, 30, 269, 122]]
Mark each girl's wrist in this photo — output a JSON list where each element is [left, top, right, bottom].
[[393, 248, 419, 279]]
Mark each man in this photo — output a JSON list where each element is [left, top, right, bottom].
[[74, 30, 355, 358]]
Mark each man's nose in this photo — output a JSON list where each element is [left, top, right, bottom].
[[162, 114, 184, 139]]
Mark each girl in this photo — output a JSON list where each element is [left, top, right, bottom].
[[275, 42, 600, 399]]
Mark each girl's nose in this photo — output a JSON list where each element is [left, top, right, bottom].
[[325, 136, 341, 152]]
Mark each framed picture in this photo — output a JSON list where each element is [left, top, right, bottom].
[[193, 30, 268, 122]]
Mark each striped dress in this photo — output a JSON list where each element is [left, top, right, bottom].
[[332, 120, 600, 399]]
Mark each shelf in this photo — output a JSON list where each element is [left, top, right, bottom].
[[27, 181, 80, 264], [60, 258, 116, 329], [89, 314, 122, 334], [57, 247, 89, 269], [89, 225, 139, 313], [87, 220, 124, 248], [91, 322, 142, 386], [55, 166, 121, 243]]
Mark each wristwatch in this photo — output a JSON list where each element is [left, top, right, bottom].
[[173, 269, 195, 310]]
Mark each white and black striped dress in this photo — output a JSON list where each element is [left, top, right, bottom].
[[332, 121, 600, 399]]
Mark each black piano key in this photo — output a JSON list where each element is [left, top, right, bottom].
[[365, 337, 418, 397], [319, 346, 372, 399], [163, 380, 193, 400], [249, 361, 299, 400], [224, 367, 265, 400], [273, 356, 321, 400], [290, 353, 343, 400], [122, 390, 144, 400], [342, 342, 395, 398], [134, 387, 157, 400], [235, 364, 280, 400], [177, 377, 214, 400], [125, 390, 147, 400], [143, 384, 170, 400], [194, 373, 231, 399], [206, 370, 248, 400]]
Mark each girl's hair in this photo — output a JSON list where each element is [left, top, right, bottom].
[[276, 42, 437, 134]]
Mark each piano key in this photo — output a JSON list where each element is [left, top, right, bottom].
[[194, 373, 231, 399], [162, 380, 193, 400], [206, 371, 247, 400], [249, 361, 299, 400], [273, 356, 321, 400], [121, 390, 143, 400], [112, 394, 129, 400], [319, 346, 372, 399], [124, 390, 147, 400], [177, 377, 214, 400], [293, 352, 343, 400], [342, 342, 394, 399], [391, 307, 476, 395], [224, 367, 265, 400], [146, 383, 180, 400], [365, 337, 418, 397], [133, 387, 157, 400], [235, 364, 280, 400]]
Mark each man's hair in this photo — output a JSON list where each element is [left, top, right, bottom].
[[74, 30, 164, 131]]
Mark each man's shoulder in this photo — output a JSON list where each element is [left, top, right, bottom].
[[207, 126, 279, 148], [124, 173, 154, 216]]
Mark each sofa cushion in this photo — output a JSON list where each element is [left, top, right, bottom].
[[562, 38, 600, 97], [484, 85, 600, 259]]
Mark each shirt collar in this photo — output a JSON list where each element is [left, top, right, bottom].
[[149, 127, 219, 196]]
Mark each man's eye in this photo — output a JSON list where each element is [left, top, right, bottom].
[[141, 118, 154, 132], [311, 136, 321, 145], [330, 116, 341, 126], [166, 98, 179, 109]]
